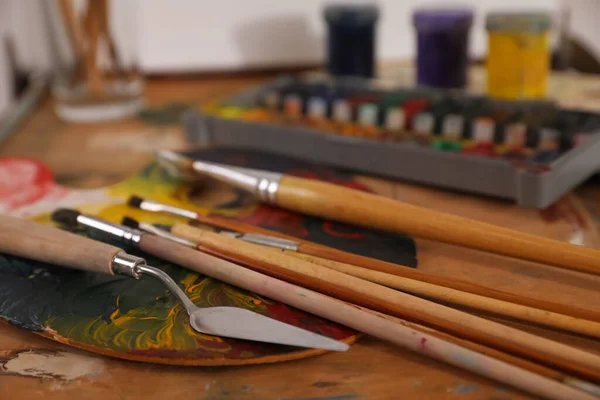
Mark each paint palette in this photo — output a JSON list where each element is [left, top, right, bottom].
[[186, 75, 600, 208], [0, 149, 417, 366]]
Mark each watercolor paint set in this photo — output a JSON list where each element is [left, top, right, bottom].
[[185, 75, 600, 208]]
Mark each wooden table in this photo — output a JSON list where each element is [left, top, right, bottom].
[[2, 67, 600, 400]]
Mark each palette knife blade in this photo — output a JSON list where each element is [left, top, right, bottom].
[[191, 306, 349, 351]]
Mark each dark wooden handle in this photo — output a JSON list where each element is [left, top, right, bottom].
[[277, 176, 600, 276], [0, 215, 122, 275]]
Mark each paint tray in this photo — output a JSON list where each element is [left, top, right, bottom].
[[184, 75, 600, 208]]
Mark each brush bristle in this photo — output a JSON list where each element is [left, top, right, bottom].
[[154, 224, 172, 232], [121, 217, 140, 229], [127, 195, 144, 209], [156, 150, 196, 179], [51, 208, 81, 228]]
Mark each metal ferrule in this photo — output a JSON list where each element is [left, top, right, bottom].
[[75, 214, 145, 247], [219, 231, 299, 251], [111, 252, 146, 278], [136, 222, 198, 248], [191, 161, 283, 205], [139, 199, 199, 220]]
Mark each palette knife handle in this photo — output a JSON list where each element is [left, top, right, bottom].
[[0, 214, 123, 275]]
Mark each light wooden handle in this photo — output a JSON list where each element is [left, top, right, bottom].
[[0, 215, 121, 275], [188, 215, 600, 322], [286, 251, 600, 339], [172, 223, 600, 381], [277, 176, 600, 276], [137, 234, 597, 400]]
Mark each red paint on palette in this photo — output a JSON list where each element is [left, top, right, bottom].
[[323, 221, 364, 240], [239, 206, 310, 238], [0, 157, 66, 212]]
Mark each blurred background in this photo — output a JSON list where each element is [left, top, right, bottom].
[[4, 0, 600, 119], [2, 0, 599, 75]]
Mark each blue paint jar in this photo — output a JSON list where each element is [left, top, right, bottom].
[[324, 4, 379, 78], [413, 8, 474, 89]]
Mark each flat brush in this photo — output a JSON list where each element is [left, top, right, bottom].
[[122, 216, 600, 382], [126, 195, 600, 324], [48, 214, 598, 400], [156, 150, 600, 277], [47, 210, 348, 351]]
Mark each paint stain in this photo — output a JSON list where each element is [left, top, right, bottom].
[[420, 337, 427, 350], [540, 198, 588, 230], [312, 381, 339, 388], [279, 395, 359, 400], [448, 384, 480, 395], [0, 349, 104, 381]]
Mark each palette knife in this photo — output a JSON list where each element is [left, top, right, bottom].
[[0, 214, 349, 351]]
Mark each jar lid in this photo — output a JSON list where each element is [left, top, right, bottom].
[[486, 12, 551, 33], [324, 4, 380, 26], [413, 8, 474, 31]]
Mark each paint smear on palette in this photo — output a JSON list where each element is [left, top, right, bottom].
[[0, 148, 418, 366]]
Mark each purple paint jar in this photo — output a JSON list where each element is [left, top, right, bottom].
[[413, 8, 474, 89]]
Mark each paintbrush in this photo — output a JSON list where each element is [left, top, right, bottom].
[[57, 0, 87, 82], [119, 223, 600, 397], [135, 220, 600, 340], [1, 212, 347, 351], [46, 213, 600, 400], [126, 195, 600, 323], [119, 216, 600, 382], [83, 0, 104, 93], [156, 150, 600, 277]]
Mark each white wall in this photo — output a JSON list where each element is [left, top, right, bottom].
[[0, 0, 14, 118], [4, 0, 589, 75], [137, 0, 560, 72]]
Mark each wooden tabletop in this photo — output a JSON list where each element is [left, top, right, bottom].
[[2, 67, 600, 400]]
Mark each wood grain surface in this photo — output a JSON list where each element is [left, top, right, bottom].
[[2, 64, 600, 399]]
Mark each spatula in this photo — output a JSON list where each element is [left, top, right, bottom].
[[0, 214, 349, 351]]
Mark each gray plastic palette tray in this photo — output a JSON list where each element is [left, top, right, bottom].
[[184, 76, 600, 209]]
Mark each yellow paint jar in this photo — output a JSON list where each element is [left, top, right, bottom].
[[486, 12, 551, 99]]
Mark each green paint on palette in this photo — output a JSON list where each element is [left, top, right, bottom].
[[431, 139, 464, 151]]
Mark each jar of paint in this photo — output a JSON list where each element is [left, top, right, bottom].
[[413, 8, 474, 89], [324, 4, 379, 78], [486, 12, 552, 99]]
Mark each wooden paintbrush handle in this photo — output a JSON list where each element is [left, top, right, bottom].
[[137, 234, 597, 400], [188, 216, 600, 322], [0, 215, 121, 274], [277, 176, 600, 276], [173, 223, 600, 381], [140, 235, 594, 400], [286, 251, 600, 338]]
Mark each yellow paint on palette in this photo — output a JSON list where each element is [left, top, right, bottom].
[[45, 269, 273, 353]]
